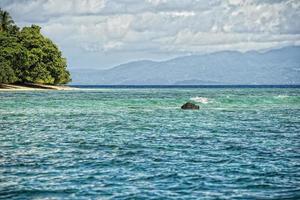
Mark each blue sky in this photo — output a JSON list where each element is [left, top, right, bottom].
[[1, 0, 300, 69]]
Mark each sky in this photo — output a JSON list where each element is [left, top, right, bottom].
[[1, 0, 300, 69]]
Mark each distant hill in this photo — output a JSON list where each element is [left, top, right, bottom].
[[70, 46, 300, 85]]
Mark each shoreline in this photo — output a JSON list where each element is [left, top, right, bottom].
[[1, 84, 299, 91], [0, 83, 78, 91]]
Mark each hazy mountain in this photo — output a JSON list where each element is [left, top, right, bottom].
[[70, 46, 300, 85]]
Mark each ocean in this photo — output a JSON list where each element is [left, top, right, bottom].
[[1, 86, 300, 199]]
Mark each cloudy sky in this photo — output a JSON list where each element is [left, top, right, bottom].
[[1, 0, 300, 69]]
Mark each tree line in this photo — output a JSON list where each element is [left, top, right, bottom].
[[0, 8, 71, 84]]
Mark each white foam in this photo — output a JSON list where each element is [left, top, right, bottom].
[[275, 95, 288, 99], [190, 97, 209, 104]]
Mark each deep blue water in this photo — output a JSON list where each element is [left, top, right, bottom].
[[71, 85, 300, 89], [0, 87, 300, 199]]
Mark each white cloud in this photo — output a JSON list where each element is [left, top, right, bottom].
[[0, 0, 299, 68]]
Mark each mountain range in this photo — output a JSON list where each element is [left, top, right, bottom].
[[70, 46, 300, 85]]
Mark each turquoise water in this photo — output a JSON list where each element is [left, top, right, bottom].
[[0, 88, 300, 199]]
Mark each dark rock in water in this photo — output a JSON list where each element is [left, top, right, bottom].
[[181, 102, 199, 110]]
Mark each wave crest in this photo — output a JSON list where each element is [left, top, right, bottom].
[[190, 97, 209, 104]]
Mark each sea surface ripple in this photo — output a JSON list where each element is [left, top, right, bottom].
[[0, 88, 300, 199]]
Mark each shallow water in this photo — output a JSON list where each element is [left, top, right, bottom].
[[0, 88, 300, 199]]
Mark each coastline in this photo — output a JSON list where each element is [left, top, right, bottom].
[[0, 83, 78, 91], [1, 84, 299, 91]]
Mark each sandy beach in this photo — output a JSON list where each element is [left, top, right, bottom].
[[0, 84, 78, 91]]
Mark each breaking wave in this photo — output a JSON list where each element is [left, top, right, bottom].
[[190, 96, 209, 104]]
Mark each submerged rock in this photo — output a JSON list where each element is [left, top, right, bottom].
[[181, 102, 199, 110]]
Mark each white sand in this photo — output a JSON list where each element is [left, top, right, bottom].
[[0, 84, 79, 91]]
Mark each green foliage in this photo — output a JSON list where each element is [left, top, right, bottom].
[[0, 8, 14, 32], [0, 59, 17, 83], [17, 25, 71, 84], [0, 31, 25, 83], [0, 9, 71, 84]]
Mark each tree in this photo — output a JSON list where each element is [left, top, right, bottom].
[[0, 31, 25, 83], [18, 25, 71, 84], [0, 59, 17, 83], [0, 9, 71, 85], [0, 8, 14, 32]]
